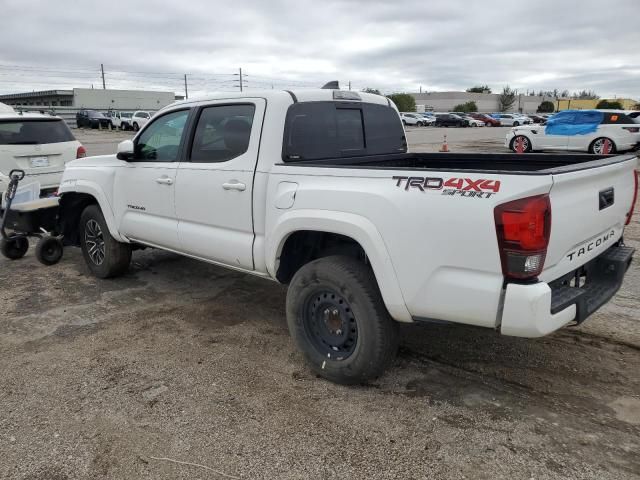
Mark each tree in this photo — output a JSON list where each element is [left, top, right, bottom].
[[362, 87, 381, 95], [537, 101, 555, 113], [452, 101, 478, 113], [560, 89, 570, 98], [573, 89, 599, 100], [499, 86, 517, 112], [596, 99, 623, 109], [466, 85, 492, 94], [387, 93, 416, 112]]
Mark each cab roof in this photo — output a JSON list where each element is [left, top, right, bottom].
[[169, 88, 391, 109]]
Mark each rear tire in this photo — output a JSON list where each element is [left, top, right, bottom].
[[133, 122, 140, 131], [79, 205, 131, 278], [0, 235, 29, 260], [286, 255, 399, 385], [35, 236, 64, 266], [589, 137, 616, 154], [513, 121, 520, 127]]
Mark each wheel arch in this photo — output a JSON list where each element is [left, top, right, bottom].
[[58, 182, 124, 245], [267, 210, 412, 322]]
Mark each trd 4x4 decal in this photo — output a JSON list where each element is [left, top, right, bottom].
[[393, 176, 501, 198]]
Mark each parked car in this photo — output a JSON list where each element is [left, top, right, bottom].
[[506, 110, 640, 153], [76, 110, 112, 129], [0, 113, 85, 198], [497, 114, 528, 127], [105, 111, 133, 130], [515, 114, 534, 124], [419, 113, 436, 125], [435, 113, 468, 127], [400, 112, 428, 126], [469, 113, 501, 127], [461, 115, 485, 127], [56, 89, 637, 384], [131, 111, 152, 131]]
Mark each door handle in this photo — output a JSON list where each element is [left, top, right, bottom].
[[222, 181, 246, 191], [155, 177, 174, 185]]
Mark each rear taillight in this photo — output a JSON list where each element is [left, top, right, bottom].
[[622, 127, 640, 133], [76, 145, 87, 159], [626, 170, 638, 225], [494, 194, 551, 280]]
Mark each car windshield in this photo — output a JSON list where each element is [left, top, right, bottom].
[[87, 110, 106, 119], [0, 119, 75, 145]]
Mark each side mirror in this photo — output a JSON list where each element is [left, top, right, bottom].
[[116, 139, 135, 161]]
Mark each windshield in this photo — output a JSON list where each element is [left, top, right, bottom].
[[0, 119, 75, 145], [121, 113, 133, 118], [87, 110, 105, 119]]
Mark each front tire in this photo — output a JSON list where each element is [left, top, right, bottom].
[[513, 121, 520, 127], [286, 255, 399, 385], [79, 205, 131, 278], [509, 135, 532, 152]]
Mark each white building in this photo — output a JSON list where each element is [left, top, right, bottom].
[[410, 91, 554, 114], [0, 88, 181, 110]]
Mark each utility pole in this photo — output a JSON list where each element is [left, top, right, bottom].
[[184, 74, 188, 99], [239, 68, 243, 92], [100, 64, 106, 89], [348, 81, 351, 91]]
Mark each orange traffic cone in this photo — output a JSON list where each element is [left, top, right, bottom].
[[439, 134, 449, 152]]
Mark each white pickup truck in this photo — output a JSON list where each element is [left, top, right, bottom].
[[56, 88, 638, 384]]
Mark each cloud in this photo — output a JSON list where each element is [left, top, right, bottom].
[[0, 0, 638, 98]]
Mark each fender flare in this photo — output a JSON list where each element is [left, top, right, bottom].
[[267, 209, 412, 322], [59, 179, 126, 242]]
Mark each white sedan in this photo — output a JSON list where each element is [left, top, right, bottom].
[[506, 110, 640, 153]]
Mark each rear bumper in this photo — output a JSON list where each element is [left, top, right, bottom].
[[500, 244, 634, 337]]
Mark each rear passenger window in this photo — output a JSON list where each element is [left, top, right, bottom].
[[283, 101, 406, 161], [190, 104, 255, 163], [602, 113, 634, 124]]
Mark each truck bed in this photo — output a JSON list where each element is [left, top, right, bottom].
[[284, 152, 637, 175]]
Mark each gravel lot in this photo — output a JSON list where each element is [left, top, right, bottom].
[[0, 128, 638, 479]]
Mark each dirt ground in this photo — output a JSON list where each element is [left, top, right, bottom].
[[0, 134, 638, 479]]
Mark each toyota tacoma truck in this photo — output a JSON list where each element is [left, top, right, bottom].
[[55, 88, 638, 384]]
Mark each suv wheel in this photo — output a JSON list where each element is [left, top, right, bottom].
[[79, 205, 131, 278], [513, 121, 520, 126], [133, 122, 140, 131], [286, 255, 399, 384], [589, 137, 616, 154]]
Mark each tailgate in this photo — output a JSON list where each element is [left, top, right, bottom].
[[541, 155, 638, 282]]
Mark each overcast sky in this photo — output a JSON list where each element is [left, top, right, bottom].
[[0, 0, 638, 98]]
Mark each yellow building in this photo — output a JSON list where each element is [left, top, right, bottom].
[[556, 98, 638, 111]]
